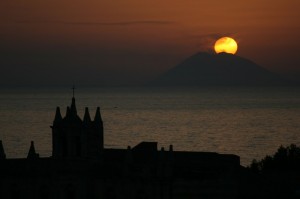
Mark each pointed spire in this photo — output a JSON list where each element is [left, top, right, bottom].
[[70, 97, 77, 116], [66, 106, 71, 118], [53, 107, 62, 124], [0, 140, 6, 159], [27, 141, 39, 159], [83, 107, 91, 124], [69, 85, 77, 116], [94, 107, 103, 123]]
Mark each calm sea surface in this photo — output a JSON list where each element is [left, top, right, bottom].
[[0, 87, 300, 166]]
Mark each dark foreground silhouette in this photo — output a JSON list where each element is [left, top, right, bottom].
[[244, 144, 300, 199], [0, 96, 299, 199]]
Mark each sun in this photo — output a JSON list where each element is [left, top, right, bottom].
[[214, 37, 238, 54]]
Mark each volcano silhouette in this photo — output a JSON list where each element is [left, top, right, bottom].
[[152, 52, 291, 86]]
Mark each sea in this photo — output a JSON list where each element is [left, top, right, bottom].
[[0, 86, 300, 166]]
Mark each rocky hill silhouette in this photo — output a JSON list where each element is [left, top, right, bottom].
[[152, 52, 292, 86]]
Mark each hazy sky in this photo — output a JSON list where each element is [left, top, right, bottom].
[[1, 0, 299, 86]]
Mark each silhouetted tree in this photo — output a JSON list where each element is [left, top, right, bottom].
[[249, 144, 300, 172]]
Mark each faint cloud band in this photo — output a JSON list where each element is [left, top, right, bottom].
[[15, 20, 175, 26]]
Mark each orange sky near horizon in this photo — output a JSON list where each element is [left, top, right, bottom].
[[0, 0, 299, 85]]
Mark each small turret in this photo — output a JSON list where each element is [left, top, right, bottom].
[[124, 146, 133, 176], [53, 107, 62, 125], [0, 140, 6, 159], [65, 106, 71, 118], [27, 141, 39, 159], [94, 107, 103, 124], [83, 107, 91, 124], [169, 145, 173, 152], [126, 146, 133, 162], [93, 107, 104, 151]]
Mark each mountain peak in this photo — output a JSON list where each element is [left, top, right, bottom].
[[151, 52, 292, 86]]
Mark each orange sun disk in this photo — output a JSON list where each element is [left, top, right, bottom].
[[214, 37, 238, 54]]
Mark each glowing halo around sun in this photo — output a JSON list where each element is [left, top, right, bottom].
[[214, 37, 238, 54]]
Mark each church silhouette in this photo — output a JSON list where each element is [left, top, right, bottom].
[[0, 95, 241, 199]]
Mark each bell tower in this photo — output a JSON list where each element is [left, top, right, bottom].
[[51, 88, 103, 159]]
